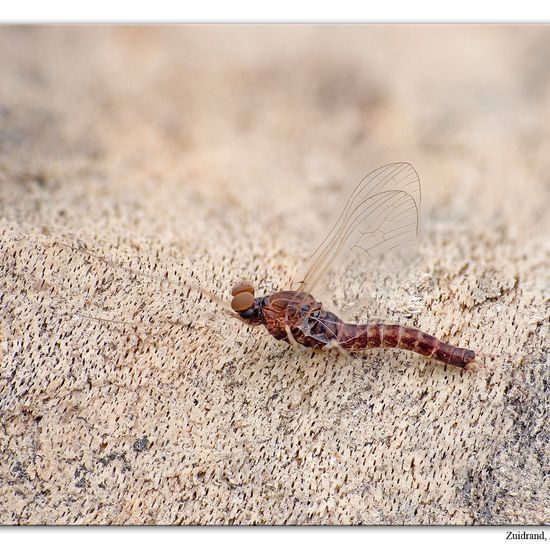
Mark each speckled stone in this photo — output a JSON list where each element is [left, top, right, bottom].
[[0, 25, 548, 525]]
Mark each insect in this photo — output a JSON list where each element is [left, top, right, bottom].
[[57, 163, 475, 369], [230, 162, 476, 368]]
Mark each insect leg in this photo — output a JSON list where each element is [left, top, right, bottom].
[[285, 325, 301, 348], [51, 240, 230, 310], [323, 339, 350, 358]]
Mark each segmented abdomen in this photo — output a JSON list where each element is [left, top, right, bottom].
[[339, 323, 476, 368]]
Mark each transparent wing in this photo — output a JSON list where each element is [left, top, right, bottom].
[[293, 162, 421, 295]]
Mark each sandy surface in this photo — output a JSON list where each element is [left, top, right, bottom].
[[0, 25, 548, 525]]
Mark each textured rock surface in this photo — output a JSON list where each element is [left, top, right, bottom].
[[0, 26, 548, 525]]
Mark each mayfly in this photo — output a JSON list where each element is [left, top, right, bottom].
[[230, 163, 476, 368]]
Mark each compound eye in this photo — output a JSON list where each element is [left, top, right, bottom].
[[231, 282, 255, 297], [231, 291, 255, 312]]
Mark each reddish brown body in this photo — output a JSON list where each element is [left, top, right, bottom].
[[243, 291, 475, 368], [229, 164, 478, 369]]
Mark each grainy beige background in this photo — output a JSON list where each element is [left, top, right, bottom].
[[0, 26, 548, 525]]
